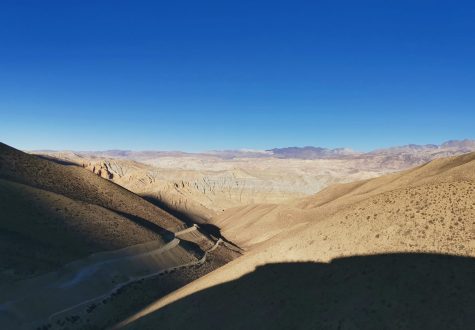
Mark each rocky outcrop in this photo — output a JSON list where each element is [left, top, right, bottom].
[[86, 161, 114, 180]]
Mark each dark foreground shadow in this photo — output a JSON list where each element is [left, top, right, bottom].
[[124, 253, 475, 330]]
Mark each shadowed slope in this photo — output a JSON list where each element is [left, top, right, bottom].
[[0, 143, 190, 280], [0, 142, 184, 232], [0, 142, 242, 329], [0, 179, 168, 280], [122, 254, 475, 330]]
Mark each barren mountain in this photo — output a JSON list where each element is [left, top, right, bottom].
[[35, 139, 475, 226], [0, 143, 240, 329], [4, 141, 475, 329], [35, 154, 388, 223], [117, 152, 475, 329], [0, 143, 182, 278], [269, 146, 360, 159]]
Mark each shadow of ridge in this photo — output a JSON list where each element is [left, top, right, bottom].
[[35, 155, 79, 166], [197, 223, 242, 251], [142, 195, 242, 250], [141, 195, 207, 226], [125, 253, 475, 330], [106, 209, 176, 241], [108, 209, 206, 257]]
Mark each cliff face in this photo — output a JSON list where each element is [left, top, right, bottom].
[[85, 161, 114, 179]]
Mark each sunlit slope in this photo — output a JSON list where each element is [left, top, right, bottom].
[[120, 152, 475, 329], [212, 152, 475, 248]]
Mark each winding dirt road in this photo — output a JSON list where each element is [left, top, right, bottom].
[[0, 224, 222, 329]]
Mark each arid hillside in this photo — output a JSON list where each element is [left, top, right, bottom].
[[0, 143, 241, 330], [212, 152, 475, 248], [118, 152, 475, 329], [0, 142, 185, 280], [35, 153, 386, 224], [34, 139, 475, 226]]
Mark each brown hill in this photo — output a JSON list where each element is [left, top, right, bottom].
[[0, 142, 186, 281], [34, 139, 475, 229], [0, 143, 240, 329], [118, 152, 475, 329], [212, 152, 475, 249]]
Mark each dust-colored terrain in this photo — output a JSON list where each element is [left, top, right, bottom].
[[3, 141, 475, 329], [0, 143, 241, 329], [35, 139, 475, 226], [117, 152, 475, 330], [36, 153, 386, 224], [0, 143, 190, 279]]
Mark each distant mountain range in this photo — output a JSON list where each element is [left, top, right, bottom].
[[269, 139, 475, 159], [32, 139, 475, 161]]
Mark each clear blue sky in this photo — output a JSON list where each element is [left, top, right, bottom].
[[0, 0, 474, 151]]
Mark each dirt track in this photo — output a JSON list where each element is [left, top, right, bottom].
[[0, 225, 222, 329]]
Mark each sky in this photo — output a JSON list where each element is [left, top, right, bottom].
[[0, 0, 474, 152]]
